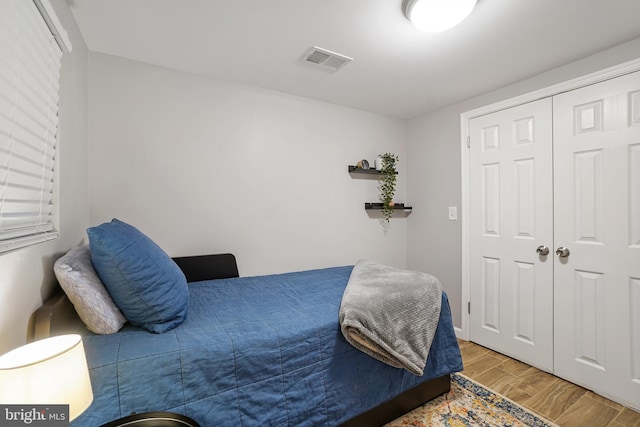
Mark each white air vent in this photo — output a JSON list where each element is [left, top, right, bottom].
[[302, 46, 352, 71]]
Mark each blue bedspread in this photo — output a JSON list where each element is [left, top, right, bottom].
[[73, 266, 462, 426]]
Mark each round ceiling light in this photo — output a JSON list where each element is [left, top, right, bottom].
[[403, 0, 477, 33]]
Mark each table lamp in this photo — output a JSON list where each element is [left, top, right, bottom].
[[0, 334, 93, 421]]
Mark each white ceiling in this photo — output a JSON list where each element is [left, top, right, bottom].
[[68, 0, 640, 119]]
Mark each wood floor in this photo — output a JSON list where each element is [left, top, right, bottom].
[[458, 340, 640, 427]]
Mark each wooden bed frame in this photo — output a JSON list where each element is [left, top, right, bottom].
[[29, 253, 451, 427]]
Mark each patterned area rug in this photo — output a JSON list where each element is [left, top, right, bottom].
[[386, 373, 558, 427]]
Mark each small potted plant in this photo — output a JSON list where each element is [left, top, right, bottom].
[[378, 153, 398, 222]]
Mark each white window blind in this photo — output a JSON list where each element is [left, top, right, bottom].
[[0, 0, 70, 253]]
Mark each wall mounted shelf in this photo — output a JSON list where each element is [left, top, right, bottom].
[[348, 165, 397, 175], [364, 203, 412, 211], [348, 164, 412, 216]]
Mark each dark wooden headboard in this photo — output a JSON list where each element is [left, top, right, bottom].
[[29, 253, 239, 341], [172, 253, 238, 282]]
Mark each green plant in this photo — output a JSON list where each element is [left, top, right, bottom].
[[379, 153, 399, 222]]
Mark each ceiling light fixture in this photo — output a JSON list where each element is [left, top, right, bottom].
[[402, 0, 477, 33]]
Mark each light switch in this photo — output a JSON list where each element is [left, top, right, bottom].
[[448, 206, 458, 221]]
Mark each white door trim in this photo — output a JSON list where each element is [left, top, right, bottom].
[[460, 57, 640, 340]]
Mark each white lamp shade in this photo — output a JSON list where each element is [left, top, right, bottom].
[[0, 334, 93, 421], [404, 0, 477, 33]]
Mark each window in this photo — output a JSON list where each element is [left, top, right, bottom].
[[0, 0, 70, 253]]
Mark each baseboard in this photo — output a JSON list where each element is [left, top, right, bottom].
[[454, 327, 463, 340]]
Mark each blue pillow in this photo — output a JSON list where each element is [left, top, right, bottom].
[[87, 219, 188, 333]]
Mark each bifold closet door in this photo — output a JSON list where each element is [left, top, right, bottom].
[[469, 98, 554, 372], [553, 70, 640, 411]]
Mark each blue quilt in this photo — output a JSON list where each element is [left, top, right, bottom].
[[73, 266, 462, 426]]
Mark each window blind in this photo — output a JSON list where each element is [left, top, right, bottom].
[[0, 0, 70, 253]]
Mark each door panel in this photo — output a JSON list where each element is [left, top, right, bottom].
[[632, 278, 640, 384], [469, 98, 554, 372], [553, 70, 640, 411], [631, 144, 640, 246], [514, 261, 535, 344]]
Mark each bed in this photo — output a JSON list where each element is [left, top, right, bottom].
[[32, 227, 462, 427]]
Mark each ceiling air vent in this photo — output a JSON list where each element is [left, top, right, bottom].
[[302, 46, 352, 72]]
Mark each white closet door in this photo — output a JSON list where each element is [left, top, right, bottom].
[[553, 70, 640, 411], [469, 98, 554, 371]]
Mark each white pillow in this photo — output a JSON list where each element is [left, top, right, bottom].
[[53, 245, 127, 334]]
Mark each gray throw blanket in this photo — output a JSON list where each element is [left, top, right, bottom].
[[339, 260, 442, 376]]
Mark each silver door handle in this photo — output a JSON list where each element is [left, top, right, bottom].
[[536, 245, 550, 256], [555, 246, 570, 257]]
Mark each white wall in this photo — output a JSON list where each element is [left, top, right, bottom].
[[0, 0, 89, 354], [407, 37, 640, 329], [88, 53, 408, 276], [4, 10, 635, 355]]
